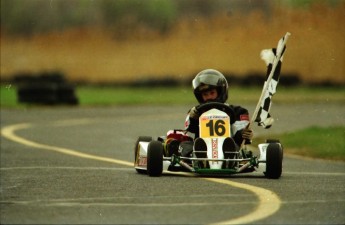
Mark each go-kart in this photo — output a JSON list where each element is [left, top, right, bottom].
[[134, 102, 283, 179]]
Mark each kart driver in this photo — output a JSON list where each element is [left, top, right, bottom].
[[166, 69, 253, 158]]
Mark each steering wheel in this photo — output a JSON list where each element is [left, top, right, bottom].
[[195, 102, 235, 123]]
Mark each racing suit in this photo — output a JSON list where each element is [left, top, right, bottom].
[[179, 103, 250, 157]]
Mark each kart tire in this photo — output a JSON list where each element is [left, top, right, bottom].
[[147, 141, 164, 177], [265, 143, 283, 179], [266, 139, 284, 161], [266, 139, 280, 143], [134, 136, 152, 174]]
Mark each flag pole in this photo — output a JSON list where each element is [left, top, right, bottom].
[[240, 32, 291, 150], [251, 32, 290, 125]]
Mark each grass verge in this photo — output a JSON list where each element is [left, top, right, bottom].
[[77, 86, 195, 105], [1, 85, 344, 107], [0, 84, 18, 108], [254, 126, 345, 161]]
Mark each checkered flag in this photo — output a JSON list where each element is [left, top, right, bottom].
[[253, 32, 290, 129]]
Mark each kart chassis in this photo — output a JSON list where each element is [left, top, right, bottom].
[[134, 103, 283, 178]]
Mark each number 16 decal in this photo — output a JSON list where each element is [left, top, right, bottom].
[[206, 120, 226, 136], [200, 118, 230, 138]]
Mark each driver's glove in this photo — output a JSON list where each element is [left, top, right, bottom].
[[241, 128, 253, 141]]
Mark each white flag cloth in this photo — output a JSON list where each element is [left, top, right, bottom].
[[254, 33, 290, 129]]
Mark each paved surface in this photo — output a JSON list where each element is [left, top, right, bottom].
[[1, 104, 344, 224]]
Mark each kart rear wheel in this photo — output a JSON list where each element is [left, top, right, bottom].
[[134, 136, 152, 174], [147, 141, 164, 177], [265, 143, 283, 179]]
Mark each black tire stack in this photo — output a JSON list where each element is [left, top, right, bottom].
[[15, 72, 78, 105]]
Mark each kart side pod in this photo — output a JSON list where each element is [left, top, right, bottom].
[[258, 143, 269, 162]]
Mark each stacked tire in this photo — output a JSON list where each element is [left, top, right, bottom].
[[15, 72, 78, 105]]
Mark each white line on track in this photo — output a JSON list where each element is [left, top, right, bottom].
[[3, 199, 344, 208], [51, 118, 94, 127], [2, 166, 344, 176], [1, 122, 282, 225], [284, 171, 345, 176], [1, 193, 252, 205], [0, 166, 133, 171], [1, 201, 257, 208]]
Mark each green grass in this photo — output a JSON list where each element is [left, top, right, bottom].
[[0, 84, 18, 107], [1, 85, 344, 107], [254, 126, 345, 161], [77, 86, 196, 105]]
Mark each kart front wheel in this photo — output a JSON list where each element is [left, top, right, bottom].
[[134, 136, 152, 174], [265, 143, 283, 179], [147, 141, 164, 177]]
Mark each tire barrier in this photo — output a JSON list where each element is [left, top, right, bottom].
[[15, 72, 78, 105], [224, 72, 302, 87]]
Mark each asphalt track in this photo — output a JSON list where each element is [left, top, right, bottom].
[[1, 103, 345, 224]]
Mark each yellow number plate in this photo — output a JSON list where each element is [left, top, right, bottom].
[[200, 116, 231, 138]]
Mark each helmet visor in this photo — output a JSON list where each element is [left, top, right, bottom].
[[192, 73, 221, 90]]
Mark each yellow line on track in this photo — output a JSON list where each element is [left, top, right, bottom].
[[1, 123, 132, 167], [205, 178, 281, 225], [1, 122, 281, 224]]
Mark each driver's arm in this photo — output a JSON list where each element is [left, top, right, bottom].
[[232, 107, 253, 145], [184, 107, 199, 137]]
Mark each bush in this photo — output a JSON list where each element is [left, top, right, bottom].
[[1, 0, 178, 36]]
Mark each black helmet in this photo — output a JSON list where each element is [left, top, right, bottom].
[[192, 69, 228, 104]]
